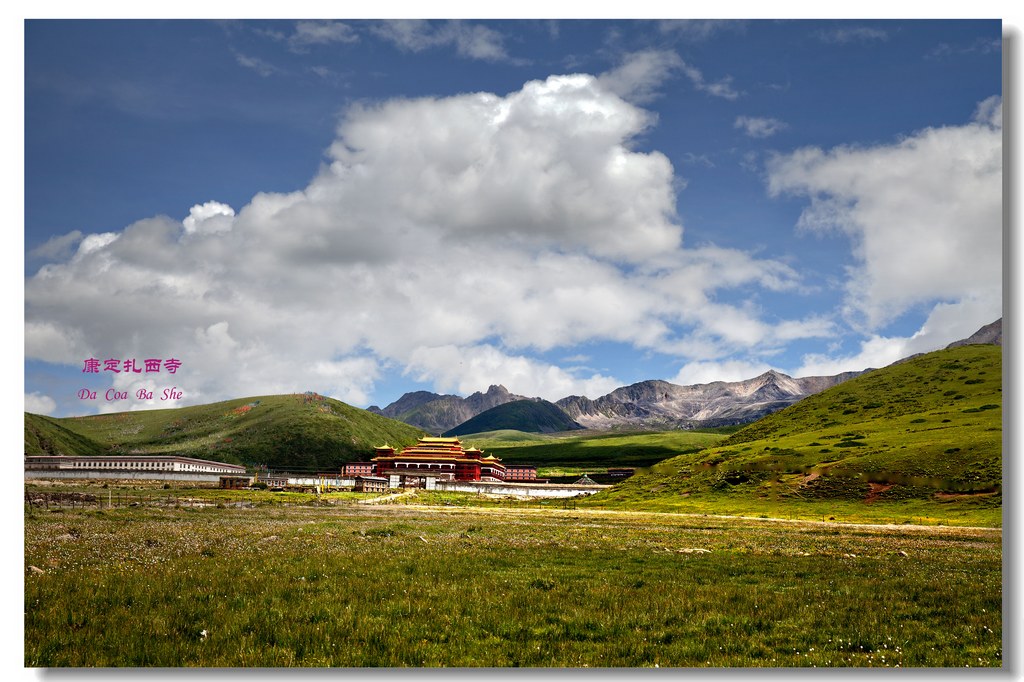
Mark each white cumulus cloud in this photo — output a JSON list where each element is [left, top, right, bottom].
[[183, 201, 235, 235], [29, 230, 83, 261], [25, 72, 828, 409], [766, 97, 1002, 332], [26, 392, 58, 415], [406, 344, 621, 402], [672, 360, 777, 386], [795, 296, 1002, 377]]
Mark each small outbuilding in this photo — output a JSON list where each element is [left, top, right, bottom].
[[219, 475, 254, 489], [354, 475, 389, 493]]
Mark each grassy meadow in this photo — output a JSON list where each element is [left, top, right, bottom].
[[23, 344, 1003, 667], [463, 428, 729, 469], [25, 500, 1000, 668], [590, 345, 1002, 527]]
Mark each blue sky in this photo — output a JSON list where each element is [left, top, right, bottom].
[[23, 18, 1005, 417]]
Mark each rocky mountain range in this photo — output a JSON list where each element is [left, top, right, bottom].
[[555, 370, 863, 430], [367, 384, 530, 434], [370, 319, 1002, 434], [368, 371, 861, 433]]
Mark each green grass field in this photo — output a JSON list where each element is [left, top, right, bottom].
[[462, 428, 728, 469], [22, 345, 1004, 667], [24, 500, 1001, 668]]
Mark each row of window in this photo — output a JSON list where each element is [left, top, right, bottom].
[[73, 461, 170, 469], [67, 460, 235, 473]]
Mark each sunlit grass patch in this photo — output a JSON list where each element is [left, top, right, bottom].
[[25, 504, 1001, 667]]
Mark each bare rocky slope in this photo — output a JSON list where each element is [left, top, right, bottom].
[[555, 370, 863, 430]]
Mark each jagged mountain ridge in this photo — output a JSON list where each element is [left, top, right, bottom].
[[555, 370, 864, 430], [367, 384, 531, 434], [374, 370, 863, 433]]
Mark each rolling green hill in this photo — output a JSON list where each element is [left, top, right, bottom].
[[25, 393, 424, 472], [25, 414, 109, 457], [442, 399, 582, 437], [590, 344, 1002, 525]]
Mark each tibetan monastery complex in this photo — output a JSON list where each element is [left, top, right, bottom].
[[372, 436, 507, 483]]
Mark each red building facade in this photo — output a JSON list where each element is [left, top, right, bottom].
[[372, 437, 506, 482], [343, 462, 375, 477], [505, 464, 538, 481]]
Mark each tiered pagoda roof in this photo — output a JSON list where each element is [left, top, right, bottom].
[[373, 436, 500, 462], [372, 436, 506, 482]]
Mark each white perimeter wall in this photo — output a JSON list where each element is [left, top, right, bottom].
[[433, 480, 607, 498], [25, 472, 607, 498]]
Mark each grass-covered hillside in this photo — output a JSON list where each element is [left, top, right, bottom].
[[25, 414, 108, 457], [592, 344, 1002, 525], [443, 399, 582, 437], [25, 393, 424, 472]]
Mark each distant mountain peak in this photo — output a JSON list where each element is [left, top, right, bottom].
[[557, 367, 859, 430], [443, 399, 583, 436], [946, 318, 1001, 349], [375, 384, 528, 433], [378, 364, 871, 434]]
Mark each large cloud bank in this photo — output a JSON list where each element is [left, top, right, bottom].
[[26, 73, 829, 408], [768, 96, 1002, 375]]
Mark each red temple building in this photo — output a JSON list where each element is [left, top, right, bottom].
[[505, 464, 538, 482], [342, 461, 375, 477], [372, 437, 506, 483]]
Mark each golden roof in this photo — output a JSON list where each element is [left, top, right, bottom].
[[370, 435, 501, 465]]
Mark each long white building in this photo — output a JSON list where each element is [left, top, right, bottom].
[[25, 455, 245, 475]]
